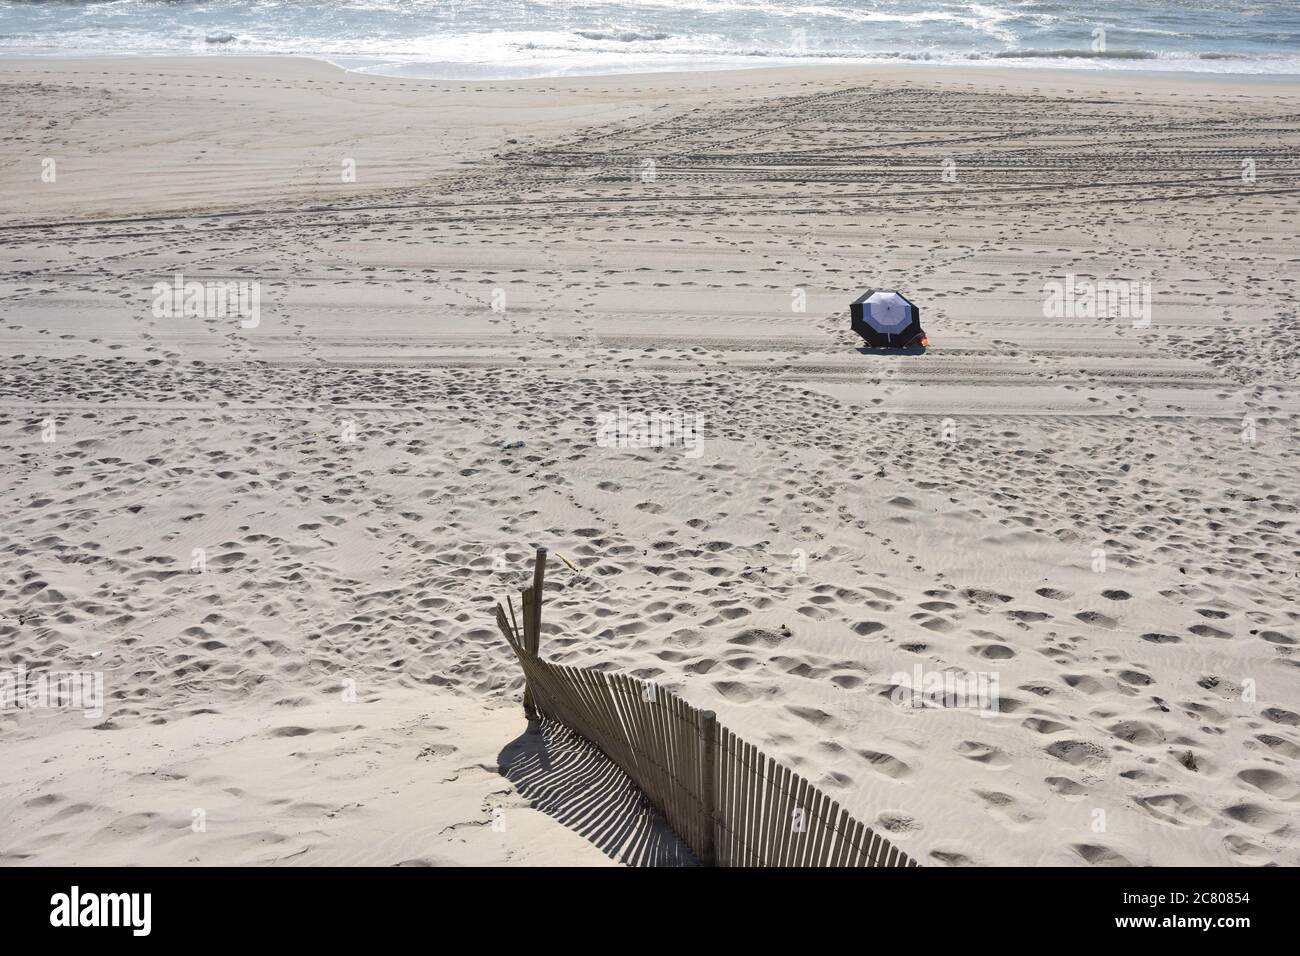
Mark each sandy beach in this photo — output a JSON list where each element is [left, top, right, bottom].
[[1, 55, 1298, 867]]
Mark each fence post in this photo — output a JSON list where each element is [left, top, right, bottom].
[[519, 587, 538, 723], [699, 709, 717, 866], [519, 548, 547, 724], [530, 547, 547, 655]]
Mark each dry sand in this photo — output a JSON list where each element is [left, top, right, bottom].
[[1, 56, 1298, 867]]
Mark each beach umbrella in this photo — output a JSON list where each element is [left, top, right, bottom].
[[850, 289, 926, 348]]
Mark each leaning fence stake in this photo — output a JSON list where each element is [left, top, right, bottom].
[[506, 596, 522, 645]]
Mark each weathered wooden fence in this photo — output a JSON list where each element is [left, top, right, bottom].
[[495, 548, 920, 867]]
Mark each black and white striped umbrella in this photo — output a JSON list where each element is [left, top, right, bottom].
[[850, 289, 925, 348]]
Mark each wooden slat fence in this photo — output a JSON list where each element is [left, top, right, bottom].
[[495, 548, 920, 867]]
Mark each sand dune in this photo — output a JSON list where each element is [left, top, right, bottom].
[[1, 57, 1298, 866]]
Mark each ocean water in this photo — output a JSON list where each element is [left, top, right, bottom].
[[2, 0, 1298, 79]]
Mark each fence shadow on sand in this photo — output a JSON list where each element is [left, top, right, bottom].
[[499, 720, 697, 867]]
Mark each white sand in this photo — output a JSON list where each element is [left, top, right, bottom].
[[1, 56, 1298, 866]]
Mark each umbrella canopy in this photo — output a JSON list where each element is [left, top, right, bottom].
[[850, 289, 924, 347]]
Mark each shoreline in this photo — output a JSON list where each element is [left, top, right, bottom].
[[2, 50, 1299, 87]]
